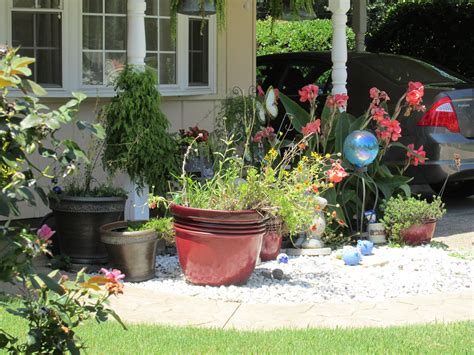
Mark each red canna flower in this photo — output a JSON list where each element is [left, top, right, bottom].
[[301, 119, 321, 136], [298, 84, 319, 103], [406, 144, 427, 166]]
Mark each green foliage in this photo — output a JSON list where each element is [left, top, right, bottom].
[[103, 66, 179, 194], [127, 217, 174, 243], [63, 182, 127, 198], [381, 195, 446, 243], [257, 18, 355, 56], [367, 1, 474, 79]]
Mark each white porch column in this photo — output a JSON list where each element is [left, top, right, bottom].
[[125, 0, 149, 220], [127, 0, 147, 66], [328, 0, 350, 95], [352, 0, 367, 53]]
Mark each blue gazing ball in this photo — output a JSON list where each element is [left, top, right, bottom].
[[343, 248, 361, 266], [343, 130, 379, 168], [357, 240, 374, 256], [277, 253, 289, 264]]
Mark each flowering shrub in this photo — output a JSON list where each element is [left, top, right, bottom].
[[279, 80, 428, 232]]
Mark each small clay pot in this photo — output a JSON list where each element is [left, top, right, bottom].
[[260, 217, 283, 261], [400, 220, 437, 245]]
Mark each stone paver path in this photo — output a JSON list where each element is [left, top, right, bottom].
[[109, 286, 473, 329]]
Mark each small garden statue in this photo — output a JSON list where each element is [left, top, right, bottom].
[[295, 196, 327, 249]]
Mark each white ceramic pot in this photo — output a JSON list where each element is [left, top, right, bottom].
[[367, 223, 387, 244]]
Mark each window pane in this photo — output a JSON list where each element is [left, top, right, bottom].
[[83, 0, 102, 13], [12, 13, 34, 47], [83, 52, 103, 85], [13, 0, 35, 7], [36, 49, 62, 86], [38, 0, 61, 8], [159, 19, 174, 51], [146, 0, 158, 16], [83, 16, 103, 49], [105, 52, 126, 85], [145, 53, 158, 71], [188, 19, 208, 86], [18, 48, 35, 77], [145, 18, 158, 51], [160, 0, 171, 16], [104, 17, 127, 50], [160, 53, 175, 85], [105, 0, 126, 14], [36, 13, 61, 48]]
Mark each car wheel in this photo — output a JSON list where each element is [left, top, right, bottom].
[[431, 181, 474, 198]]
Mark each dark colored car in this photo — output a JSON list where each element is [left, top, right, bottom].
[[257, 52, 474, 197]]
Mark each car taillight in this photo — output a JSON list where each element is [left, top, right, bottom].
[[417, 96, 460, 132]]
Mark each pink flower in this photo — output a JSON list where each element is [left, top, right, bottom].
[[406, 144, 427, 166], [257, 85, 265, 97], [100, 268, 125, 282], [326, 94, 349, 109], [298, 84, 319, 103], [379, 118, 402, 141], [371, 107, 387, 122], [274, 88, 279, 101], [37, 224, 55, 241], [326, 161, 348, 184], [253, 126, 276, 143], [408, 81, 424, 95], [301, 119, 321, 136], [369, 87, 380, 99], [406, 89, 423, 106]]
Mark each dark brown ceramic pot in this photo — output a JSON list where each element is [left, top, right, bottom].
[[260, 217, 283, 261], [49, 196, 126, 264], [100, 221, 158, 282]]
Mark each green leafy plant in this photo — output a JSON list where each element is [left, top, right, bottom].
[[0, 47, 125, 353], [62, 182, 127, 198], [381, 195, 446, 243], [257, 18, 355, 56], [170, 0, 226, 36], [127, 217, 174, 243], [103, 66, 179, 195]]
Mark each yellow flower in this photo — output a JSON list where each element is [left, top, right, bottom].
[[302, 156, 309, 162], [328, 182, 334, 188], [297, 165, 303, 172], [311, 152, 321, 159], [325, 153, 331, 159]]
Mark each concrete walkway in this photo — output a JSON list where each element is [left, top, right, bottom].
[[109, 286, 473, 329]]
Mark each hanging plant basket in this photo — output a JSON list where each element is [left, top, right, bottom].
[[177, 0, 216, 16]]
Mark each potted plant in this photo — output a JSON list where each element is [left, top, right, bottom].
[[381, 195, 446, 245], [100, 217, 174, 282]]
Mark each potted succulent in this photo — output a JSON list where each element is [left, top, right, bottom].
[[100, 217, 174, 282], [381, 195, 446, 245]]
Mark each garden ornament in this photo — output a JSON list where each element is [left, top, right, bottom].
[[277, 253, 289, 264], [343, 130, 379, 171], [300, 196, 327, 249], [343, 247, 362, 266], [357, 239, 374, 256]]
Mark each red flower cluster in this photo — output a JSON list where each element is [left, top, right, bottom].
[[257, 85, 265, 97], [298, 84, 319, 103], [301, 119, 321, 136], [405, 81, 426, 112], [376, 118, 402, 142], [369, 86, 390, 105], [253, 126, 276, 143], [326, 160, 348, 184], [179, 126, 209, 142], [406, 144, 427, 166], [371, 107, 388, 123], [326, 93, 349, 110]]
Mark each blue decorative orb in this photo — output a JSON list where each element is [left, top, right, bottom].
[[357, 240, 374, 256], [343, 130, 379, 168], [277, 253, 289, 264], [343, 248, 361, 266]]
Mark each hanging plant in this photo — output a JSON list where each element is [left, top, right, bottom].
[[264, 0, 316, 20], [170, 0, 227, 37], [103, 66, 180, 195]]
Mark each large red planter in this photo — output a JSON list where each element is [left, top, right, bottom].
[[400, 220, 437, 245], [170, 204, 266, 286], [260, 217, 283, 261]]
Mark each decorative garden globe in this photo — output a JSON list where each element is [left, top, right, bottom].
[[343, 130, 379, 168], [357, 240, 374, 256], [343, 248, 362, 266]]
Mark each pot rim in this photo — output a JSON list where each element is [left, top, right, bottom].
[[170, 203, 263, 216], [174, 225, 265, 238], [173, 222, 266, 235], [50, 195, 127, 203], [100, 221, 158, 238]]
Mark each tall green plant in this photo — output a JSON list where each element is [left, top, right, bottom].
[[103, 66, 179, 194]]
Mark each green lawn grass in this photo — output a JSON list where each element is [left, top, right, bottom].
[[1, 301, 473, 354]]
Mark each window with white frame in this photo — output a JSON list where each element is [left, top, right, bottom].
[[10, 0, 63, 87], [4, 0, 216, 95]]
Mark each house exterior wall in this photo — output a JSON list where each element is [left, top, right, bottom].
[[4, 0, 257, 220]]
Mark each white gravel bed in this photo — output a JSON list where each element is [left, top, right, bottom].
[[131, 246, 473, 304]]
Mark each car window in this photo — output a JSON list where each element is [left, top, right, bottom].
[[280, 62, 331, 95], [360, 55, 468, 85]]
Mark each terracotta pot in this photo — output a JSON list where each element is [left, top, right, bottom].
[[170, 204, 266, 286], [260, 217, 283, 261], [400, 220, 437, 245], [100, 221, 158, 282], [49, 196, 126, 264]]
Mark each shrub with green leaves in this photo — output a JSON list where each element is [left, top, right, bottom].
[[103, 66, 180, 195], [127, 217, 174, 243], [381, 195, 446, 243], [257, 18, 355, 57], [367, 1, 474, 80]]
